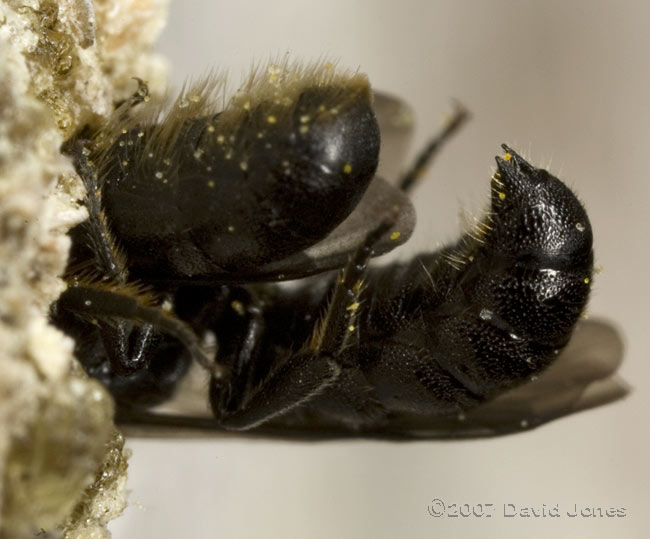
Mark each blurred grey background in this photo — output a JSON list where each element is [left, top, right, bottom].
[[110, 1, 649, 538]]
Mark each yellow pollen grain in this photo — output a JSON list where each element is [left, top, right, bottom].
[[216, 135, 225, 144], [207, 125, 215, 133], [267, 115, 277, 124], [121, 160, 128, 166], [348, 325, 355, 332], [346, 302, 360, 312], [390, 231, 401, 240], [503, 152, 512, 161], [207, 180, 215, 187], [240, 161, 248, 171], [299, 125, 309, 134], [243, 101, 251, 110], [231, 300, 245, 316], [227, 225, 235, 232], [300, 115, 310, 123], [584, 277, 590, 284], [498, 192, 506, 200], [342, 163, 352, 174]]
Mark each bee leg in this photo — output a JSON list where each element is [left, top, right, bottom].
[[61, 131, 209, 378], [56, 283, 221, 378], [114, 77, 150, 111], [62, 140, 154, 374], [212, 288, 269, 413], [398, 102, 469, 192], [210, 216, 396, 430], [93, 321, 154, 375]]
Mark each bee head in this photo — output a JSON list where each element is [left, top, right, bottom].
[[489, 144, 592, 261]]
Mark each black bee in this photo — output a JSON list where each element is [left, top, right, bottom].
[[51, 61, 626, 437]]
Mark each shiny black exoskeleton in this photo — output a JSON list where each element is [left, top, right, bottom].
[[51, 63, 599, 436]]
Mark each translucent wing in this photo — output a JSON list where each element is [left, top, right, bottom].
[[118, 319, 628, 439], [373, 92, 415, 185], [247, 176, 415, 281], [394, 319, 629, 438], [148, 175, 416, 284]]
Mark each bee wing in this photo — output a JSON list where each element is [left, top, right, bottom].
[[400, 319, 629, 438], [148, 174, 415, 286], [233, 176, 416, 281], [373, 92, 415, 185], [118, 319, 628, 439]]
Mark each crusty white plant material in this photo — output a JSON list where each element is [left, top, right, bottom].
[[0, 0, 169, 537]]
